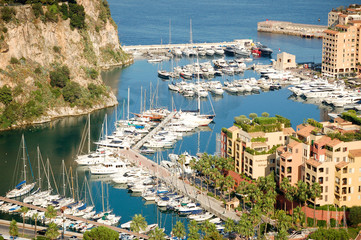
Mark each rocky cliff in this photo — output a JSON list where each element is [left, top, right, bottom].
[[0, 0, 132, 129]]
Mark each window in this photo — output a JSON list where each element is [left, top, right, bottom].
[[306, 173, 310, 180], [326, 168, 329, 174], [335, 148, 341, 152], [281, 166, 285, 173], [349, 168, 354, 174], [312, 167, 317, 172], [319, 168, 324, 173], [249, 159, 253, 166], [326, 177, 328, 182], [319, 177, 323, 184], [325, 195, 328, 201], [312, 176, 316, 183], [287, 167, 292, 174], [279, 136, 282, 140], [359, 186, 361, 192], [304, 149, 308, 157], [249, 167, 253, 174], [325, 186, 328, 193], [296, 149, 298, 153], [343, 147, 347, 152]]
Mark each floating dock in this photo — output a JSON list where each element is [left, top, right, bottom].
[[122, 39, 253, 55], [121, 149, 240, 221], [257, 20, 327, 38], [0, 196, 149, 239]]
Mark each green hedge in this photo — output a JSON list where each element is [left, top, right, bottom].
[[254, 117, 278, 125], [307, 217, 314, 227], [251, 137, 267, 142], [341, 111, 361, 125], [307, 118, 323, 129], [317, 219, 327, 227]]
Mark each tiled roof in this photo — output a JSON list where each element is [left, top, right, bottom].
[[349, 149, 361, 158], [306, 158, 322, 167], [327, 138, 342, 147], [283, 127, 295, 135], [251, 142, 268, 148], [228, 126, 239, 132], [336, 24, 350, 29], [288, 141, 301, 148], [314, 136, 332, 146], [297, 125, 315, 138], [324, 29, 339, 35], [336, 161, 349, 169], [281, 152, 292, 159]]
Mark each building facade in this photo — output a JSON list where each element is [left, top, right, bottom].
[[322, 6, 361, 78]]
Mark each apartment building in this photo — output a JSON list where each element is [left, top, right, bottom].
[[322, 6, 361, 78], [221, 116, 294, 180]]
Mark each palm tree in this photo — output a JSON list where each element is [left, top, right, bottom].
[[280, 177, 291, 211], [223, 175, 235, 200], [20, 206, 29, 237], [130, 214, 147, 233], [296, 181, 310, 225], [236, 181, 248, 210], [310, 182, 322, 227], [148, 226, 166, 240], [46, 222, 60, 240], [200, 220, 217, 239], [172, 221, 186, 240], [9, 219, 18, 239], [178, 154, 186, 180], [275, 210, 292, 240], [236, 214, 253, 239], [187, 220, 200, 240], [224, 218, 235, 235], [292, 206, 305, 229], [45, 205, 57, 222], [32, 212, 39, 238], [286, 186, 297, 217]]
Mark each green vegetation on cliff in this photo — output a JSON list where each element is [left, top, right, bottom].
[[0, 60, 110, 129]]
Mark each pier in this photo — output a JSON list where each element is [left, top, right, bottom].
[[121, 149, 240, 221], [257, 20, 327, 38], [122, 39, 253, 55], [0, 196, 149, 239], [132, 111, 176, 150]]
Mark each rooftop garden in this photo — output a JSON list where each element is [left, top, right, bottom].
[[327, 132, 361, 142], [341, 110, 361, 126], [234, 113, 291, 133], [245, 144, 281, 155]]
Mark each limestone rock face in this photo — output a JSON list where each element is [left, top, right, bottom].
[[0, 1, 133, 127]]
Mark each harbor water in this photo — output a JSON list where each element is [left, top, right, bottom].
[[0, 0, 356, 234]]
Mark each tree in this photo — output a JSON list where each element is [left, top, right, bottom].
[[0, 85, 13, 106], [349, 206, 361, 227], [187, 220, 200, 240], [249, 113, 258, 120], [310, 182, 322, 227], [1, 6, 16, 23], [261, 112, 269, 118], [172, 221, 186, 240], [308, 228, 349, 240], [32, 212, 39, 238], [130, 214, 147, 233], [62, 81, 82, 103], [148, 226, 166, 240], [224, 218, 235, 234], [46, 222, 60, 240], [50, 65, 70, 88], [45, 205, 57, 221], [20, 206, 29, 236], [280, 177, 291, 211], [296, 181, 310, 225], [200, 220, 218, 239], [83, 226, 119, 240], [9, 219, 18, 239], [236, 214, 253, 239], [292, 206, 305, 229]]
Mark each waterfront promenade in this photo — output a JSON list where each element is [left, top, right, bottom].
[[0, 197, 149, 239], [120, 149, 241, 221], [257, 20, 327, 38]]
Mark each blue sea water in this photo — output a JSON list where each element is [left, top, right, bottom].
[[0, 0, 355, 235]]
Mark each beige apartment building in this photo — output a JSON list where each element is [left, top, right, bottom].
[[221, 118, 294, 180], [322, 6, 361, 78]]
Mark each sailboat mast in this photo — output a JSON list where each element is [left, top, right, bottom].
[[70, 167, 75, 200], [22, 135, 27, 182], [62, 160, 66, 196], [197, 58, 201, 113], [47, 158, 51, 190], [140, 86, 143, 113], [37, 146, 41, 189], [101, 181, 105, 212], [127, 88, 130, 121], [144, 89, 146, 112], [190, 19, 193, 44], [88, 113, 91, 154], [169, 19, 171, 45], [105, 114, 108, 138]]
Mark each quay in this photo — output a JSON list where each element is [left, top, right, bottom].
[[120, 149, 240, 221], [0, 196, 149, 239], [133, 111, 176, 150], [122, 39, 253, 54], [257, 20, 327, 38]]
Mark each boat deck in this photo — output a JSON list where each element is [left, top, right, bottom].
[[0, 196, 149, 239]]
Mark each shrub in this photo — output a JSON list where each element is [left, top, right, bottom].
[[0, 85, 12, 105], [51, 88, 61, 98], [68, 3, 85, 29], [50, 65, 70, 88], [53, 46, 61, 53], [24, 100, 44, 119], [32, 3, 44, 18], [253, 117, 277, 125], [0, 102, 21, 127], [308, 228, 349, 240], [62, 81, 82, 103], [307, 118, 323, 129], [249, 113, 257, 120], [1, 7, 16, 23], [261, 112, 269, 118], [88, 83, 104, 98], [307, 217, 314, 227], [45, 4, 58, 22], [10, 57, 19, 64], [330, 218, 337, 228], [34, 67, 42, 74], [2, 27, 7, 33], [59, 3, 68, 20], [349, 206, 361, 227], [317, 219, 327, 227]]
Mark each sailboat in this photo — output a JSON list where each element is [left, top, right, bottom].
[[6, 135, 36, 198]]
